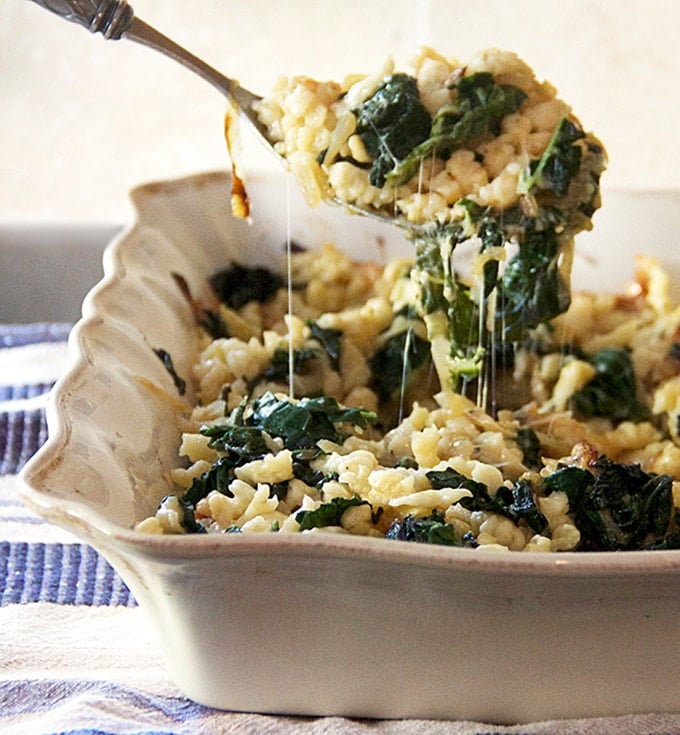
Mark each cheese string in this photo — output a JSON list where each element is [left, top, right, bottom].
[[286, 175, 295, 399]]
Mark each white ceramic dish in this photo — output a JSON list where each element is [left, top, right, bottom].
[[19, 171, 680, 723]]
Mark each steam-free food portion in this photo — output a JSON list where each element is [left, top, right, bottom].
[[254, 48, 607, 389], [135, 48, 680, 551], [137, 245, 680, 552], [254, 47, 604, 226]]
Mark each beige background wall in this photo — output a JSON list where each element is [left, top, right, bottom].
[[1, 0, 678, 223]]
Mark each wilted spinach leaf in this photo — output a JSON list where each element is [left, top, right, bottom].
[[209, 262, 283, 309], [354, 73, 432, 187], [176, 496, 206, 534], [569, 347, 649, 423], [248, 392, 376, 449], [516, 427, 542, 470], [506, 479, 550, 535], [369, 324, 431, 402], [426, 467, 488, 495], [522, 117, 585, 197], [198, 309, 229, 340], [295, 494, 369, 530], [455, 475, 549, 535], [153, 348, 187, 396], [182, 456, 239, 507], [386, 510, 462, 546], [171, 271, 228, 339], [412, 233, 484, 386], [429, 467, 548, 535], [496, 224, 571, 340], [386, 72, 527, 186], [200, 423, 269, 457], [308, 321, 343, 371], [544, 457, 678, 550]]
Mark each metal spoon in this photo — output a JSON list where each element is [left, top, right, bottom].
[[27, 0, 417, 232]]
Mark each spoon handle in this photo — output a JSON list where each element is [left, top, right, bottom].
[[27, 0, 134, 39], [26, 0, 262, 109], [27, 0, 277, 155]]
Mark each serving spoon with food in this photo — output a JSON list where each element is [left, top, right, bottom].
[[27, 0, 412, 229], [28, 0, 606, 394]]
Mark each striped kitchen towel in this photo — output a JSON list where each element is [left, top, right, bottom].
[[0, 323, 135, 607]]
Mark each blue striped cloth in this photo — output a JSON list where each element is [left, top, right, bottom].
[[0, 323, 135, 609], [0, 406, 48, 476], [1, 542, 133, 607]]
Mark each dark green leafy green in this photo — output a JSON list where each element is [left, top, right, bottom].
[[247, 327, 342, 394], [413, 232, 483, 385], [270, 447, 338, 494], [308, 321, 343, 371], [496, 223, 571, 340], [445, 279, 479, 354], [414, 233, 491, 389], [292, 451, 336, 489], [172, 271, 228, 339], [198, 309, 229, 340], [434, 469, 550, 535], [543, 457, 679, 550], [426, 467, 488, 495], [385, 72, 527, 187], [569, 347, 650, 423], [385, 510, 463, 546], [248, 391, 376, 449], [522, 117, 585, 197], [177, 496, 207, 534], [506, 479, 550, 535], [174, 393, 377, 534], [353, 73, 432, 187], [209, 262, 284, 309], [369, 322, 431, 402], [182, 456, 239, 507], [516, 427, 542, 470], [295, 494, 369, 530], [412, 234, 450, 315], [412, 201, 577, 388], [467, 482, 548, 535], [200, 423, 269, 457], [152, 348, 187, 396]]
